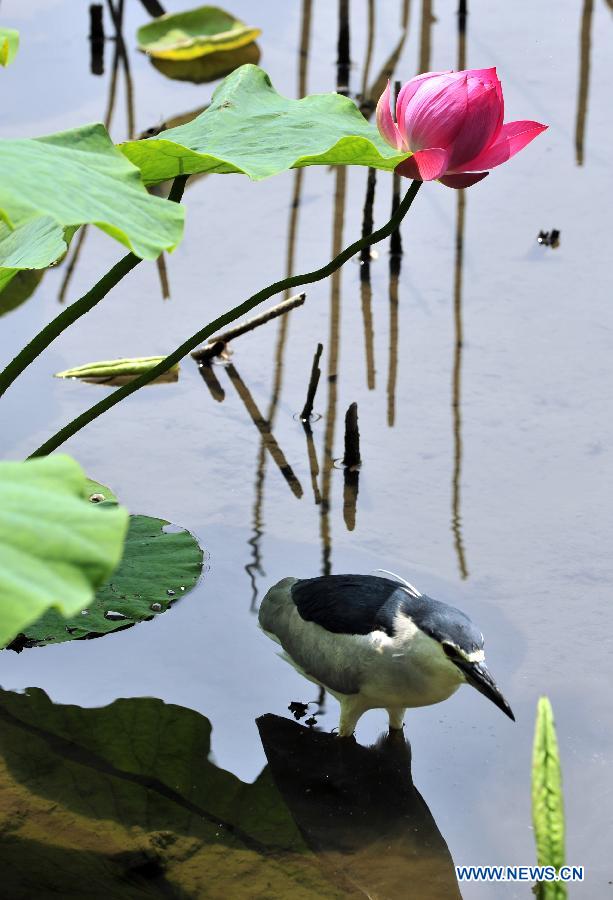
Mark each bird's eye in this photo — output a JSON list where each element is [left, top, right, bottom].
[[442, 642, 462, 660]]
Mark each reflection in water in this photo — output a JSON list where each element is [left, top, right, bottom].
[[387, 254, 401, 428], [58, 0, 134, 304], [418, 0, 434, 74], [246, 0, 313, 610], [0, 689, 335, 898], [301, 343, 324, 505], [336, 0, 351, 96], [360, 0, 376, 104], [224, 363, 303, 500], [258, 714, 461, 899], [575, 0, 594, 165], [320, 166, 347, 576], [360, 0, 411, 118], [360, 169, 377, 390], [452, 1, 469, 580], [0, 688, 458, 899]]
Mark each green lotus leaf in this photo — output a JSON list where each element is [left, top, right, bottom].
[[120, 64, 408, 184], [137, 5, 261, 60], [0, 123, 185, 291], [0, 215, 65, 298], [0, 455, 129, 649], [55, 355, 180, 386], [0, 28, 19, 67], [16, 514, 203, 647]]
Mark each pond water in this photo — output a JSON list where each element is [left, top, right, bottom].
[[1, 0, 611, 897]]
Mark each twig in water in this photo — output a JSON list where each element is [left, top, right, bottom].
[[156, 254, 170, 300], [300, 343, 323, 422], [360, 168, 377, 275], [342, 402, 361, 469], [89, 4, 105, 76], [191, 293, 306, 362], [390, 82, 403, 263], [336, 0, 351, 95], [137, 0, 165, 15]]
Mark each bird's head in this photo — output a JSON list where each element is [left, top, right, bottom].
[[438, 638, 514, 721], [409, 592, 515, 721]]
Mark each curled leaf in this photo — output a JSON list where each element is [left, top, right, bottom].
[[55, 356, 179, 386], [0, 28, 19, 67]]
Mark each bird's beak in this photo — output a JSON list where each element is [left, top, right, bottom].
[[455, 660, 515, 721]]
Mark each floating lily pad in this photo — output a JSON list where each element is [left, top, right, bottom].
[[0, 123, 185, 294], [120, 64, 408, 184], [151, 39, 259, 84], [13, 514, 204, 648], [0, 28, 19, 67], [55, 355, 180, 386], [0, 456, 128, 649], [137, 6, 261, 60]]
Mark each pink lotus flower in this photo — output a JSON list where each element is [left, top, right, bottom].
[[376, 68, 547, 188]]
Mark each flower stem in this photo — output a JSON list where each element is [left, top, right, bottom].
[[0, 176, 188, 401], [29, 179, 422, 458]]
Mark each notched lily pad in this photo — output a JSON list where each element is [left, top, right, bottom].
[[55, 356, 180, 386], [11, 514, 204, 648], [120, 64, 408, 184], [137, 6, 261, 60]]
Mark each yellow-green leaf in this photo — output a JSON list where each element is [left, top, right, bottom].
[[0, 28, 19, 67], [531, 697, 567, 899], [137, 5, 261, 60], [55, 355, 179, 386]]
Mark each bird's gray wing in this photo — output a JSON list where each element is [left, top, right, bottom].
[[291, 575, 407, 636]]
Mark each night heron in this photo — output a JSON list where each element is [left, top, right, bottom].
[[258, 572, 514, 737]]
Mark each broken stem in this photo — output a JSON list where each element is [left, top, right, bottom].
[[191, 292, 306, 362]]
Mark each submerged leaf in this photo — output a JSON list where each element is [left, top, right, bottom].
[[0, 28, 19, 67], [0, 456, 128, 649], [137, 5, 261, 60], [121, 64, 408, 184], [15, 514, 203, 647], [0, 690, 343, 898], [151, 40, 260, 84], [0, 123, 185, 290], [55, 355, 179, 386], [531, 696, 567, 899]]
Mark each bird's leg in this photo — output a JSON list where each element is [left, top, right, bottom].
[[338, 697, 366, 738], [386, 707, 406, 731]]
